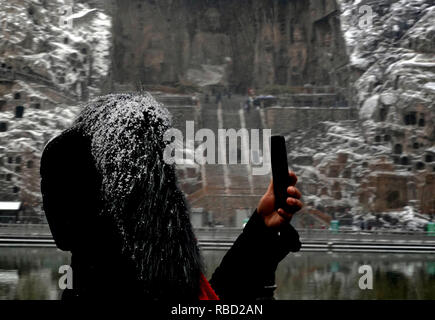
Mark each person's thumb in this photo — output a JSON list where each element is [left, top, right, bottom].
[[266, 178, 274, 195]]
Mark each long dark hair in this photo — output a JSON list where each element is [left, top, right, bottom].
[[63, 93, 202, 299]]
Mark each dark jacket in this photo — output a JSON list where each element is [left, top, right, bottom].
[[40, 93, 301, 300], [209, 209, 301, 299]]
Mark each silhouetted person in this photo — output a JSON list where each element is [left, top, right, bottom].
[[40, 93, 302, 300], [215, 91, 222, 104]]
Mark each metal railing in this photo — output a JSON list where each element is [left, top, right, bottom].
[[194, 227, 435, 243], [0, 223, 434, 242], [297, 228, 435, 243], [0, 223, 51, 236], [194, 227, 242, 240], [1, 224, 435, 252]]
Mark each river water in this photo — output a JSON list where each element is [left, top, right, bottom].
[[0, 248, 434, 300]]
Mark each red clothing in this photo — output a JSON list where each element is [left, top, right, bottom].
[[198, 273, 219, 300]]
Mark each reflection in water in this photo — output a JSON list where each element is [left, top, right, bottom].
[[1, 248, 435, 300], [0, 248, 70, 300], [202, 251, 435, 300], [276, 252, 435, 299]]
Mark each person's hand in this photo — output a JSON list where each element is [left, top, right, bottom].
[[257, 171, 303, 228]]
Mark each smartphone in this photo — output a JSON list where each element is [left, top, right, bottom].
[[271, 135, 292, 213]]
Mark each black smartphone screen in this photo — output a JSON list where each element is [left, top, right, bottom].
[[271, 135, 291, 212]]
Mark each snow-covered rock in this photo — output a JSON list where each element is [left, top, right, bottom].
[[0, 0, 111, 214], [0, 0, 111, 99]]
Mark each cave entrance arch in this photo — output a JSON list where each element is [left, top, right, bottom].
[[393, 144, 402, 155], [386, 190, 402, 209], [15, 106, 24, 118]]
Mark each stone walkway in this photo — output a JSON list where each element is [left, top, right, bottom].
[[189, 95, 270, 226]]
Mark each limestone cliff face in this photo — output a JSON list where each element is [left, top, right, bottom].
[[288, 0, 435, 229], [0, 0, 110, 216], [112, 0, 349, 91], [339, 0, 435, 218]]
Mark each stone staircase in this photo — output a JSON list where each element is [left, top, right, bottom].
[[190, 95, 270, 226]]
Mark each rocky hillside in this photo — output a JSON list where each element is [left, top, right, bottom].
[[0, 0, 433, 228], [0, 0, 111, 100], [289, 0, 434, 230], [0, 0, 111, 217]]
